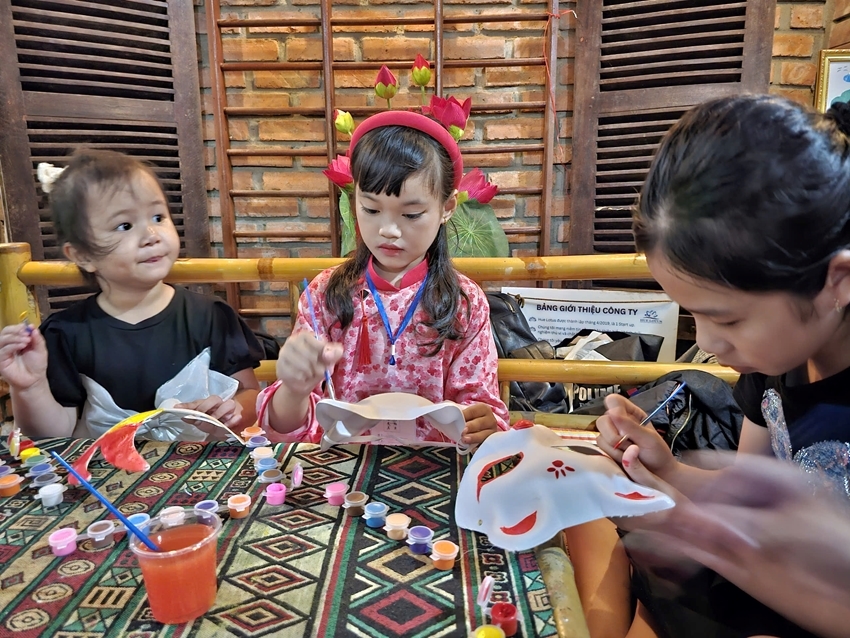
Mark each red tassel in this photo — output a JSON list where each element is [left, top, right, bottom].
[[356, 290, 371, 366]]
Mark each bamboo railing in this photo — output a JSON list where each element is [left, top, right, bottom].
[[0, 242, 738, 429]]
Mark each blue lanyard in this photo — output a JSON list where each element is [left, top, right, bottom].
[[364, 269, 428, 366]]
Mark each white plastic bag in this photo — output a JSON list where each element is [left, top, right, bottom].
[[75, 348, 238, 441]]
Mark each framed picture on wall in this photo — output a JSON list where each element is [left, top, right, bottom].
[[815, 49, 850, 112]]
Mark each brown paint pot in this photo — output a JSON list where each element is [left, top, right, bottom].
[[227, 494, 251, 519], [343, 491, 368, 517]]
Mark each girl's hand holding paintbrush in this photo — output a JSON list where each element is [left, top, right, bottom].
[[596, 393, 683, 492], [275, 332, 343, 397], [0, 321, 49, 391]]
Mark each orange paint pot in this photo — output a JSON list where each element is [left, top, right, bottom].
[[430, 540, 459, 570], [0, 475, 24, 497], [241, 426, 264, 440], [227, 494, 251, 519]]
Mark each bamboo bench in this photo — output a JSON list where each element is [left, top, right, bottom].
[[0, 242, 737, 430]]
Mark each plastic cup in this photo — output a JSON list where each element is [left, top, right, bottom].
[[384, 513, 411, 540], [265, 483, 286, 505], [160, 506, 187, 528], [227, 494, 251, 519], [407, 526, 434, 555], [19, 447, 40, 461], [128, 513, 151, 529], [0, 475, 24, 497], [129, 510, 222, 624], [36, 484, 66, 508], [0, 466, 12, 479], [87, 520, 116, 549], [258, 469, 284, 484], [363, 502, 388, 528], [323, 482, 348, 506], [48, 528, 77, 556], [491, 602, 519, 637], [23, 454, 48, 467], [241, 425, 264, 440], [430, 539, 459, 570], [194, 500, 220, 517], [290, 462, 303, 488], [26, 462, 54, 477], [32, 472, 61, 488], [471, 626, 506, 638], [250, 447, 274, 461], [254, 457, 278, 473], [343, 491, 368, 517], [246, 436, 270, 449]]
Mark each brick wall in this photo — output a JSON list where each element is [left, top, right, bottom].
[[193, 0, 574, 337], [770, 1, 831, 106], [828, 0, 850, 47]]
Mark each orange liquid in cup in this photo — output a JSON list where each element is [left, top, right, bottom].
[[136, 524, 218, 624]]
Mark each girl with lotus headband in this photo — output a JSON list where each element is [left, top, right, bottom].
[[257, 111, 509, 445]]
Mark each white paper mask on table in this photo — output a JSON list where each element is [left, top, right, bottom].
[[315, 392, 469, 453], [455, 423, 675, 551], [76, 348, 240, 442]]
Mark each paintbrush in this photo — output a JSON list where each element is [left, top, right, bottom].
[[614, 381, 687, 450], [302, 278, 336, 400]]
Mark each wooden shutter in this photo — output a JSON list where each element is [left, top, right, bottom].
[[0, 0, 208, 313], [569, 0, 775, 255]]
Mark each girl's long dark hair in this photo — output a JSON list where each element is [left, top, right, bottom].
[[634, 95, 850, 297], [324, 125, 468, 355]]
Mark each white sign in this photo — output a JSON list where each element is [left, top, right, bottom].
[[500, 287, 679, 362]]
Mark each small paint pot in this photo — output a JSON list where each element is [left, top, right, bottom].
[[407, 526, 434, 555], [246, 436, 270, 449], [35, 483, 66, 508], [290, 462, 303, 488], [250, 447, 274, 461], [323, 482, 348, 506], [383, 513, 411, 541], [343, 491, 368, 517], [48, 528, 78, 557], [127, 513, 151, 530], [87, 520, 116, 549], [19, 448, 41, 461], [0, 475, 24, 497], [25, 462, 53, 478], [258, 469, 284, 484], [227, 493, 251, 519], [159, 506, 187, 528], [32, 472, 61, 488], [241, 425, 264, 440], [254, 457, 279, 473], [490, 602, 519, 637], [471, 626, 506, 638], [0, 466, 13, 479], [363, 502, 388, 528], [23, 454, 48, 467], [265, 483, 287, 505], [194, 500, 220, 516], [430, 539, 459, 571]]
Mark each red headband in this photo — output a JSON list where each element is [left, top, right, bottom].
[[348, 111, 464, 190]]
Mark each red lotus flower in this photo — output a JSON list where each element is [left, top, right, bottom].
[[457, 168, 498, 205], [411, 54, 431, 87], [423, 95, 472, 140], [323, 155, 353, 191], [374, 65, 399, 103]]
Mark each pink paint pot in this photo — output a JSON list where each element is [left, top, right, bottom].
[[48, 528, 78, 557], [227, 493, 251, 519], [323, 482, 348, 506], [265, 483, 287, 505]]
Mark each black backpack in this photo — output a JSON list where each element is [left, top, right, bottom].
[[486, 292, 568, 413]]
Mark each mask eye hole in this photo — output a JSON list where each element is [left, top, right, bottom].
[[476, 452, 523, 500]]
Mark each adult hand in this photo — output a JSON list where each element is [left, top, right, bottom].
[[627, 452, 850, 638]]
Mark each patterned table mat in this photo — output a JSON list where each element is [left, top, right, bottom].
[[0, 438, 559, 638]]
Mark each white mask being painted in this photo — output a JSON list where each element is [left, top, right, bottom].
[[455, 422, 675, 551]]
